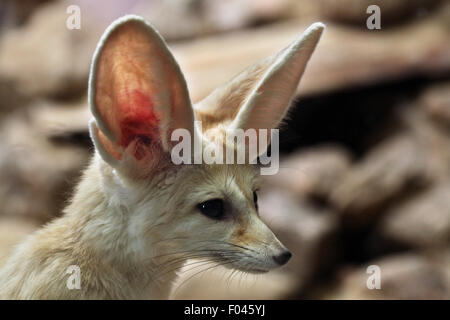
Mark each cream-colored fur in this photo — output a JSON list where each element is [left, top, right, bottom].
[[0, 15, 323, 299]]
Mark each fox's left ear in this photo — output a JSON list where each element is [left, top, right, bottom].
[[88, 15, 196, 171], [195, 23, 324, 153]]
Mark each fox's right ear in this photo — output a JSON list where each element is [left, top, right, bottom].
[[88, 15, 195, 173], [194, 22, 324, 159]]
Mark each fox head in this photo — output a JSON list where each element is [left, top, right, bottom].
[[88, 15, 324, 275]]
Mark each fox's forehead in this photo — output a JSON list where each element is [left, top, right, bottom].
[[204, 164, 260, 195], [175, 163, 260, 201]]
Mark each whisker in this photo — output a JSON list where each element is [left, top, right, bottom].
[[172, 259, 240, 297], [154, 251, 241, 279], [196, 240, 258, 254]]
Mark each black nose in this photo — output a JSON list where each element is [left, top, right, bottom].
[[272, 251, 292, 265]]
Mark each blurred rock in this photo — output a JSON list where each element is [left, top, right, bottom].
[[318, 0, 442, 25], [258, 190, 339, 291], [135, 0, 292, 40], [0, 0, 54, 28], [379, 182, 450, 248], [173, 13, 450, 102], [32, 98, 91, 140], [0, 77, 31, 116], [330, 134, 429, 223], [1, 0, 448, 108], [327, 253, 450, 299], [264, 145, 351, 200], [74, 0, 292, 41], [0, 1, 98, 105], [201, 0, 292, 30], [401, 103, 450, 183], [0, 100, 91, 223], [0, 218, 37, 267], [420, 82, 450, 128]]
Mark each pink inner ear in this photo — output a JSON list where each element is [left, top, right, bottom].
[[93, 21, 169, 161], [118, 89, 160, 148], [114, 89, 161, 161], [93, 20, 193, 162]]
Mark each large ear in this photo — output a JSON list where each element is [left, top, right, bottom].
[[195, 23, 324, 153], [88, 15, 195, 169]]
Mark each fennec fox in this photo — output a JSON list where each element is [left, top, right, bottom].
[[0, 15, 324, 299]]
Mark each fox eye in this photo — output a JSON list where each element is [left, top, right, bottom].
[[197, 199, 225, 220], [253, 191, 258, 210]]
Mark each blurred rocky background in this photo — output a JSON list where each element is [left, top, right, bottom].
[[0, 0, 449, 299]]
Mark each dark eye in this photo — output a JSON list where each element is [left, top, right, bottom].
[[253, 191, 258, 210], [197, 199, 225, 220]]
